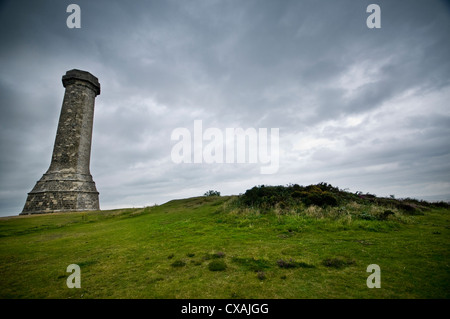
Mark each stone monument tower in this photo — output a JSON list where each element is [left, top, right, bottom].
[[21, 69, 100, 215]]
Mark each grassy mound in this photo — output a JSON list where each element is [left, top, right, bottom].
[[241, 182, 448, 210], [234, 182, 448, 220]]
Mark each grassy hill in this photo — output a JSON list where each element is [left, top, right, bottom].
[[0, 185, 449, 299]]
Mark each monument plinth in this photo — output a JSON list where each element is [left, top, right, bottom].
[[21, 69, 100, 215]]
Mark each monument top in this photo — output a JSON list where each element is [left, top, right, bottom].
[[62, 69, 100, 96]]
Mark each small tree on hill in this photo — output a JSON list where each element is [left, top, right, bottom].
[[204, 190, 221, 197]]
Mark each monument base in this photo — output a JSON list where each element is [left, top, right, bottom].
[[21, 172, 99, 215]]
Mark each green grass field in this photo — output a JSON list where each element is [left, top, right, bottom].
[[0, 195, 449, 299]]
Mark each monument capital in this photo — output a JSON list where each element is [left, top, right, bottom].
[[62, 69, 100, 96]]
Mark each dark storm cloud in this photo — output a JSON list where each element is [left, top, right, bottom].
[[0, 0, 449, 216]]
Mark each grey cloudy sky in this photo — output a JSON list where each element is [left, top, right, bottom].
[[1, 0, 449, 216]]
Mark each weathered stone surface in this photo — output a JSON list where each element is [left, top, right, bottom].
[[21, 69, 100, 215]]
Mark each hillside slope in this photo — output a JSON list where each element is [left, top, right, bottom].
[[0, 194, 449, 298]]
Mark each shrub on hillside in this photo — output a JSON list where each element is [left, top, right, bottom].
[[239, 184, 343, 210], [204, 190, 221, 197], [241, 185, 291, 209], [301, 191, 338, 207], [432, 201, 450, 209]]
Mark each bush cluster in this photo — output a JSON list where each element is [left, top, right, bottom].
[[204, 190, 221, 197], [237, 182, 448, 215], [240, 183, 340, 210]]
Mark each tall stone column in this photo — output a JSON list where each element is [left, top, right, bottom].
[[21, 69, 100, 215]]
